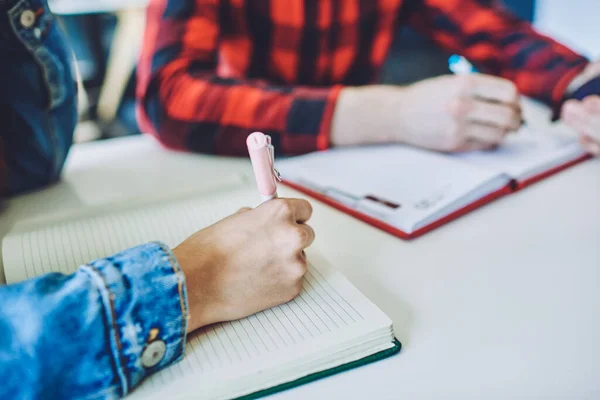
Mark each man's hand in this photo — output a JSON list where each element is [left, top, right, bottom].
[[331, 74, 521, 153], [561, 61, 600, 156], [396, 74, 521, 152], [173, 198, 315, 333]]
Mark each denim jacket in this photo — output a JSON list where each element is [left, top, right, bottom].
[[0, 2, 190, 398], [0, 243, 190, 399], [0, 0, 76, 195]]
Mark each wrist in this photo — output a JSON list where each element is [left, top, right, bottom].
[[554, 73, 600, 122], [566, 61, 599, 95], [550, 63, 595, 121], [173, 245, 217, 333], [330, 85, 406, 146]]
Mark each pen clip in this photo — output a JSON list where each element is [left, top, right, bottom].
[[266, 135, 282, 182]]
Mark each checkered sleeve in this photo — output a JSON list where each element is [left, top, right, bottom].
[[136, 0, 342, 156], [406, 0, 590, 106]]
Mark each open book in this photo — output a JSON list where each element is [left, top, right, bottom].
[[2, 188, 399, 400], [279, 128, 590, 239]]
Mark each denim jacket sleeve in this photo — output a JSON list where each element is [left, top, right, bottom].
[[0, 242, 190, 399], [0, 0, 77, 196]]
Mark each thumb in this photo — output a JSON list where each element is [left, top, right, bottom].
[[236, 207, 252, 214]]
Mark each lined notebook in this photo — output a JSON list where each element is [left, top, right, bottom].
[[2, 188, 399, 400], [0, 135, 249, 284], [279, 128, 590, 239]]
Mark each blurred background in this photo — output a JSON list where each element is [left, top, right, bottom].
[[50, 0, 599, 144]]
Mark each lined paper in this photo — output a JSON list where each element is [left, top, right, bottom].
[[129, 251, 393, 400], [3, 189, 256, 282], [3, 187, 394, 400], [137, 264, 365, 390]]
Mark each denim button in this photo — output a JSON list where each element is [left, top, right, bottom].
[[20, 9, 36, 29], [141, 340, 166, 368]]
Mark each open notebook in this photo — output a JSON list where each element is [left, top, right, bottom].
[[279, 128, 590, 239], [2, 188, 399, 400]]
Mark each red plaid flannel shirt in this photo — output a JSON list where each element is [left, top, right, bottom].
[[136, 0, 589, 156]]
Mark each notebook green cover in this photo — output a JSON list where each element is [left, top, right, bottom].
[[236, 338, 402, 400]]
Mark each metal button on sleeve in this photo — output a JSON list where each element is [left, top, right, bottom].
[[141, 340, 166, 368], [20, 9, 36, 29]]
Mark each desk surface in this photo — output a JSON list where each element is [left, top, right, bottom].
[[49, 0, 148, 14], [280, 157, 600, 400], [1, 106, 599, 398]]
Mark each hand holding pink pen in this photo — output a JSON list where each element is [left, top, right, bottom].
[[247, 132, 282, 202]]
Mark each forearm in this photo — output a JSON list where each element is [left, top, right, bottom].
[[137, 0, 342, 156], [409, 0, 589, 106], [330, 85, 406, 146], [476, 22, 588, 106], [0, 242, 188, 399], [0, 0, 77, 196], [137, 67, 341, 156]]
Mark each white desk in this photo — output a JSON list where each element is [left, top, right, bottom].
[[49, 0, 148, 15], [1, 104, 599, 399], [278, 158, 600, 400]]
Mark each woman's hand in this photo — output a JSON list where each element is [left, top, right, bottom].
[[173, 198, 315, 333]]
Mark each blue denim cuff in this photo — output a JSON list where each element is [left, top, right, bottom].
[[81, 242, 189, 396]]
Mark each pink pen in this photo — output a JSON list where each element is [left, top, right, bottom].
[[247, 132, 282, 202]]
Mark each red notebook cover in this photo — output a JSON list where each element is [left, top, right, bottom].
[[514, 153, 591, 190], [283, 154, 591, 240]]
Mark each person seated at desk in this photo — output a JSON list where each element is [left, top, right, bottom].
[[137, 0, 600, 156], [0, 1, 314, 398]]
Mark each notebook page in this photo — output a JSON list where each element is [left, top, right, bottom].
[[279, 146, 506, 233], [4, 186, 394, 399], [2, 189, 259, 283], [129, 251, 393, 400], [456, 128, 586, 180], [0, 137, 248, 285]]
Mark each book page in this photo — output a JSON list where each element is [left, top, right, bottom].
[[129, 251, 393, 400], [456, 128, 586, 180], [0, 136, 249, 284], [2, 185, 394, 400], [279, 145, 506, 233], [2, 188, 259, 283]]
